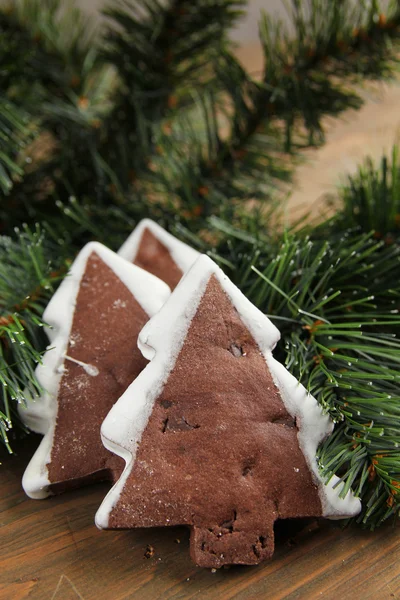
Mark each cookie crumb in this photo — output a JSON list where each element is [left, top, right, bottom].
[[211, 568, 217, 574], [144, 545, 155, 559], [174, 538, 181, 544]]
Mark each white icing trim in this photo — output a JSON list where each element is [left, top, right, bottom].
[[117, 218, 200, 273], [265, 357, 360, 517], [20, 242, 171, 500], [95, 254, 360, 528]]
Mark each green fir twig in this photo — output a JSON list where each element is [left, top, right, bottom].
[[320, 146, 400, 241], [0, 99, 34, 195], [0, 226, 66, 451]]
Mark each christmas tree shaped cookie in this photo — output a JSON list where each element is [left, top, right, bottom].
[[118, 218, 199, 289], [21, 242, 170, 499], [95, 255, 361, 568]]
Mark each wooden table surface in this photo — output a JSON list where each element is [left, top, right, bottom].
[[1, 435, 400, 600]]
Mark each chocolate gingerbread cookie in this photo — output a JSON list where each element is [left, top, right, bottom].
[[21, 242, 170, 499], [95, 255, 360, 568]]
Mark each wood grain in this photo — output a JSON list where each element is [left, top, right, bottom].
[[1, 436, 400, 600]]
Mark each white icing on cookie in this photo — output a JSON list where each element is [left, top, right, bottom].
[[95, 254, 360, 528], [117, 218, 200, 273], [20, 242, 170, 500]]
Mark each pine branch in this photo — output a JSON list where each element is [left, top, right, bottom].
[[255, 0, 400, 150], [317, 146, 400, 242], [3, 0, 400, 233], [0, 225, 66, 451], [0, 99, 34, 196], [103, 0, 244, 107], [1, 0, 246, 229], [129, 0, 400, 220], [0, 0, 117, 231], [101, 0, 245, 186], [1, 0, 98, 105], [205, 0, 400, 175]]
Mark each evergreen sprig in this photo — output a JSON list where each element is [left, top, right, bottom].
[[2, 0, 400, 233], [255, 0, 400, 150], [169, 0, 400, 210], [95, 0, 400, 221], [0, 99, 34, 195], [1, 0, 97, 103], [320, 146, 400, 242], [0, 225, 66, 452]]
